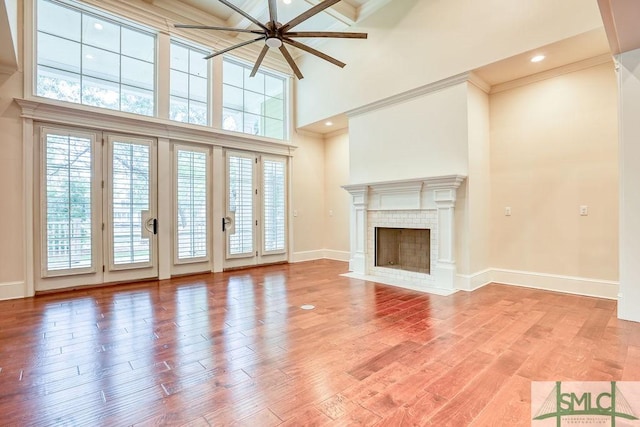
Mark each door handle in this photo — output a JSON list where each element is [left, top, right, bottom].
[[222, 216, 232, 232], [144, 218, 158, 235]]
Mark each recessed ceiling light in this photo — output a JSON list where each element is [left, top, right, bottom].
[[531, 55, 545, 63], [93, 22, 103, 31], [85, 54, 94, 60], [325, 121, 333, 126], [283, 0, 292, 4]]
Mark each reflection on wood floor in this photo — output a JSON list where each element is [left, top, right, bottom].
[[0, 259, 639, 426]]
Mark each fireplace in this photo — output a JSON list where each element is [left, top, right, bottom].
[[375, 227, 430, 274], [343, 175, 465, 295]]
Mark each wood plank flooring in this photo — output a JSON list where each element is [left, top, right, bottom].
[[0, 259, 638, 426]]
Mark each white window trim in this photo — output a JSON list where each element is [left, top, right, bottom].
[[172, 143, 211, 265], [222, 56, 290, 141], [260, 154, 288, 256], [33, 0, 159, 116], [169, 38, 212, 126], [39, 125, 102, 278], [225, 149, 256, 259], [104, 134, 157, 272]]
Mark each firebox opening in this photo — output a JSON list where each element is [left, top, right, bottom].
[[375, 227, 430, 274]]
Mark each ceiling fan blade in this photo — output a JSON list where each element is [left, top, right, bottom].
[[283, 38, 345, 68], [285, 31, 368, 39], [279, 45, 304, 79], [218, 0, 269, 31], [282, 0, 342, 31], [267, 0, 278, 27], [204, 36, 266, 60], [250, 45, 270, 77], [174, 24, 265, 34]]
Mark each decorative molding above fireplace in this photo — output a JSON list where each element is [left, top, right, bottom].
[[342, 175, 466, 295]]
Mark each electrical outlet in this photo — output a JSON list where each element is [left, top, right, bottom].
[[329, 210, 334, 217], [580, 205, 588, 216], [293, 210, 298, 217], [505, 207, 512, 216]]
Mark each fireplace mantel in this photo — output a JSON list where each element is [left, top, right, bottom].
[[342, 175, 466, 295]]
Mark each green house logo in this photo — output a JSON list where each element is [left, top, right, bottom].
[[532, 381, 639, 426]]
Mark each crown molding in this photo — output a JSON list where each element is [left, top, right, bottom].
[[324, 127, 349, 139], [490, 53, 614, 94], [346, 72, 471, 118], [468, 71, 491, 93]]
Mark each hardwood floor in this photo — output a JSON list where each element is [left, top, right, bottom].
[[0, 259, 638, 426]]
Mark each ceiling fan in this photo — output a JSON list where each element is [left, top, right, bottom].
[[174, 0, 368, 79]]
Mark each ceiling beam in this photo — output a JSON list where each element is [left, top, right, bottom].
[[227, 0, 268, 29], [302, 0, 356, 25]]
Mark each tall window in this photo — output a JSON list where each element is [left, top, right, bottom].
[[175, 147, 209, 261], [227, 154, 254, 256], [222, 59, 287, 140], [42, 130, 94, 274], [263, 158, 286, 253], [36, 0, 156, 116], [170, 41, 209, 125]]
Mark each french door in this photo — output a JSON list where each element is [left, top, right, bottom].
[[36, 126, 158, 290], [224, 151, 287, 269]]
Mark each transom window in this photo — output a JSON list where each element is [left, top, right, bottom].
[[36, 0, 156, 116], [222, 58, 287, 140], [170, 41, 209, 126]]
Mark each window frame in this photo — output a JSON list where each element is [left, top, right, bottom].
[[222, 56, 289, 141], [34, 0, 158, 116], [173, 143, 211, 265], [261, 154, 287, 255], [169, 38, 212, 126], [39, 126, 102, 278]]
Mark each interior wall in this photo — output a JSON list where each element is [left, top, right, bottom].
[[490, 62, 618, 281], [618, 47, 640, 322], [290, 131, 326, 259], [296, 0, 604, 127], [463, 83, 491, 276], [323, 131, 350, 257], [348, 83, 469, 184], [0, 71, 24, 288]]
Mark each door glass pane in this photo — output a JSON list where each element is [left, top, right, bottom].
[[263, 159, 286, 252], [176, 149, 208, 260], [45, 133, 93, 271], [112, 141, 150, 264], [228, 155, 253, 256]]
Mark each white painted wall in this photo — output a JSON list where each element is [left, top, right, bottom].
[[290, 131, 326, 261], [348, 83, 469, 184], [0, 0, 19, 72], [323, 131, 350, 259], [297, 0, 604, 127], [490, 63, 618, 282], [618, 48, 640, 322], [0, 71, 24, 297], [463, 83, 491, 276]]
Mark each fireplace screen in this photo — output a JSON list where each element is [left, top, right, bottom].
[[375, 227, 430, 274]]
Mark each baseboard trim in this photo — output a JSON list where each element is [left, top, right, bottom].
[[0, 281, 28, 300], [323, 250, 350, 262], [490, 268, 618, 300], [292, 250, 350, 263], [291, 250, 325, 263], [456, 269, 492, 292]]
